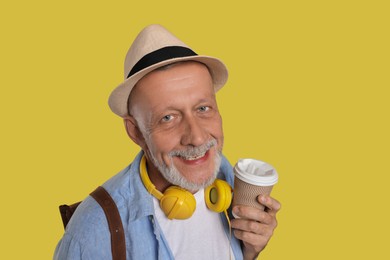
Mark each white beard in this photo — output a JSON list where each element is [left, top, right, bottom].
[[147, 139, 222, 191]]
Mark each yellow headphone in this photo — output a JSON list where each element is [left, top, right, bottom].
[[140, 155, 232, 220]]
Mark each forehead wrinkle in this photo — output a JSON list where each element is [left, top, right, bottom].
[[149, 94, 215, 115]]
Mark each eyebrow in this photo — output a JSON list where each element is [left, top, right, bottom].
[[151, 97, 214, 111]]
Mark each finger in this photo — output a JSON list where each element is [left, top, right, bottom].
[[258, 195, 281, 216], [233, 228, 269, 248], [231, 218, 273, 236], [233, 206, 273, 224]]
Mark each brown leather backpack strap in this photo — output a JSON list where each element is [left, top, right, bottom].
[[59, 201, 82, 229], [90, 186, 126, 260]]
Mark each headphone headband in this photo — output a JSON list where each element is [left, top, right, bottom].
[[140, 155, 163, 200]]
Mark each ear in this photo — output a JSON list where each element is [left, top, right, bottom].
[[123, 116, 147, 148]]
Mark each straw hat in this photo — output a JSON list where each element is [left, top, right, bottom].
[[108, 24, 228, 117]]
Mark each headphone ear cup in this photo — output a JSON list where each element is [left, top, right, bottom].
[[160, 186, 196, 220], [205, 179, 232, 213]]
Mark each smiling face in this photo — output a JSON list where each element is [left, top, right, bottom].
[[125, 61, 224, 192]]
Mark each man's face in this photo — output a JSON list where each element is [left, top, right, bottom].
[[128, 62, 224, 191]]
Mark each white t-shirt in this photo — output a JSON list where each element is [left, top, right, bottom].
[[153, 188, 234, 260]]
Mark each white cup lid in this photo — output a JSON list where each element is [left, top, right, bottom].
[[234, 158, 278, 186]]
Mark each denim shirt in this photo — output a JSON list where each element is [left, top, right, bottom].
[[54, 151, 243, 260]]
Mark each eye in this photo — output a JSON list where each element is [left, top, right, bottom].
[[198, 106, 210, 112], [161, 114, 174, 122]]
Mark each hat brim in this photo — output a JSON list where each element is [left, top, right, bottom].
[[108, 55, 228, 117]]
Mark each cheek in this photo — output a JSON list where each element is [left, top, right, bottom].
[[210, 115, 224, 144], [151, 134, 181, 167], [148, 132, 180, 156]]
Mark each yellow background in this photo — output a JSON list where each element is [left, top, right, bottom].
[[1, 0, 389, 259]]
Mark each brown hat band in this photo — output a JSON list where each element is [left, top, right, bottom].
[[127, 46, 197, 78]]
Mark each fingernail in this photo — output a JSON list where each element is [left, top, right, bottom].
[[233, 206, 240, 214], [260, 195, 267, 203]]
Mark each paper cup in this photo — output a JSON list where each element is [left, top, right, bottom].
[[232, 158, 278, 216]]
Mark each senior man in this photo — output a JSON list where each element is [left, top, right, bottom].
[[54, 24, 280, 260]]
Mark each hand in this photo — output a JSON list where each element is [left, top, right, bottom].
[[231, 195, 281, 260]]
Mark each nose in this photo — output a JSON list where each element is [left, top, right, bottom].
[[180, 115, 208, 147]]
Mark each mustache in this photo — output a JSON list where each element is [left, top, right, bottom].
[[168, 139, 217, 158]]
